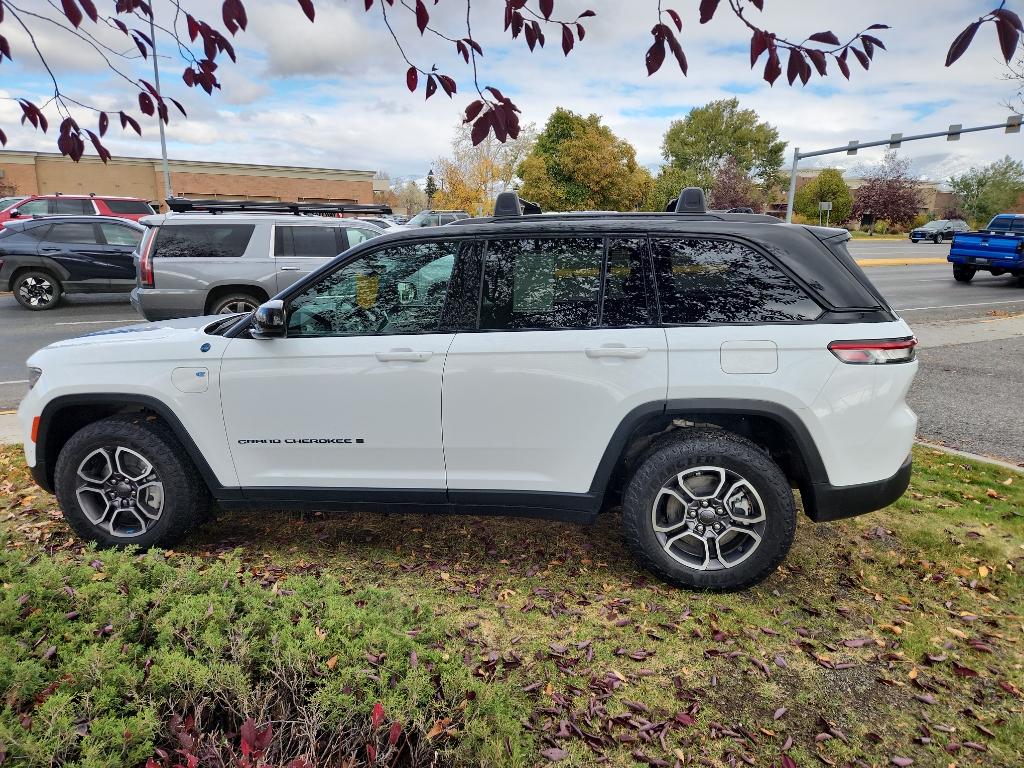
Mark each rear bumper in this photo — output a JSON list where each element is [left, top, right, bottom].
[[804, 455, 912, 522], [131, 287, 202, 321], [948, 252, 1022, 270]]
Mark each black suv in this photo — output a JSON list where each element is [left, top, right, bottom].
[[0, 216, 143, 310], [909, 219, 969, 243]]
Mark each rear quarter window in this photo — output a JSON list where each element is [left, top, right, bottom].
[[104, 200, 155, 215], [153, 224, 255, 258]]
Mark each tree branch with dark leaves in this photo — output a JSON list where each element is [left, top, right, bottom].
[[0, 0, 1018, 160]]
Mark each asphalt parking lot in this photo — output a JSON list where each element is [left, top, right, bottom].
[[2, 238, 1022, 463]]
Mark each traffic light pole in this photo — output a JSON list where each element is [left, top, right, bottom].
[[784, 115, 1023, 223]]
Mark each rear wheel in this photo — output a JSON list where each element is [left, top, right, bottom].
[[932, 234, 942, 244], [953, 265, 976, 283], [54, 415, 209, 548], [209, 292, 261, 315], [621, 430, 796, 591], [13, 270, 62, 310], [910, 238, 919, 243]]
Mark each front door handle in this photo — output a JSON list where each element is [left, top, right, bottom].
[[585, 345, 649, 359], [375, 349, 432, 363], [39, 247, 61, 253], [279, 266, 300, 271]]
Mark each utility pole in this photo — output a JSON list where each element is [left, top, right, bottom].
[[785, 116, 1022, 223], [150, 12, 173, 204]]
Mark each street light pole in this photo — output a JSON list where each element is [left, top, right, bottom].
[[785, 147, 799, 224], [149, 12, 172, 203]]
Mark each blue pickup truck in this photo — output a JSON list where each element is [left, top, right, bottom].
[[948, 214, 1024, 284]]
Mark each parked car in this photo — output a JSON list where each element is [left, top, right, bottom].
[[947, 213, 1024, 284], [908, 219, 970, 243], [352, 216, 402, 230], [398, 210, 470, 228], [0, 216, 143, 310], [19, 188, 918, 591], [0, 194, 155, 227], [0, 195, 27, 211], [131, 203, 385, 319]]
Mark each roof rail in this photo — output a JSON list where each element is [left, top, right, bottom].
[[493, 191, 542, 217], [165, 197, 393, 216], [665, 186, 707, 214]]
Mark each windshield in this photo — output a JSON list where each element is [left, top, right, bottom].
[[0, 196, 27, 211], [920, 220, 947, 230], [405, 212, 435, 227]]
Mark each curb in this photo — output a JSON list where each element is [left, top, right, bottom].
[[915, 439, 1024, 473], [856, 258, 948, 267]]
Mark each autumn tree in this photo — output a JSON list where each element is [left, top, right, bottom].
[[852, 151, 923, 230], [0, 1, 1016, 161], [643, 165, 702, 212], [948, 156, 1024, 226], [661, 99, 786, 194], [394, 179, 428, 215], [709, 156, 763, 211], [518, 108, 652, 212], [793, 168, 853, 223], [433, 121, 537, 215]]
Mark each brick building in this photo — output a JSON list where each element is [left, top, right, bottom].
[[0, 150, 380, 210]]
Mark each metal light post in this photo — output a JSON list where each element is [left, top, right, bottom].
[[149, 12, 172, 201], [784, 115, 1023, 223]]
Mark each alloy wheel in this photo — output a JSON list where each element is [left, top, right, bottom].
[[75, 446, 164, 538], [217, 299, 258, 314], [18, 276, 55, 307], [650, 465, 767, 571]]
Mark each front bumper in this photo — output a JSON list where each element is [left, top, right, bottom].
[[804, 455, 912, 522]]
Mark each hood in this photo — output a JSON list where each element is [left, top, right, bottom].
[[44, 314, 225, 350]]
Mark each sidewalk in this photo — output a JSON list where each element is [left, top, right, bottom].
[[0, 411, 21, 445]]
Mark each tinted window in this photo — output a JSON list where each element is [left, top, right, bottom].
[[153, 224, 254, 258], [603, 238, 653, 327], [651, 237, 821, 324], [439, 214, 457, 225], [104, 200, 154, 214], [988, 216, 1013, 231], [0, 224, 49, 243], [275, 225, 341, 258], [47, 222, 99, 244], [287, 241, 459, 337], [15, 200, 49, 215], [53, 198, 94, 215], [481, 237, 603, 330], [99, 223, 143, 247]]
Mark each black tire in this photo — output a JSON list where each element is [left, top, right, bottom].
[[621, 429, 796, 591], [54, 414, 210, 548], [932, 234, 942, 244], [13, 269, 62, 310], [910, 239, 919, 243], [209, 292, 262, 315], [953, 265, 975, 283]]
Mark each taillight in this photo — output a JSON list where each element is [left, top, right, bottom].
[[138, 226, 157, 287], [828, 337, 917, 365]]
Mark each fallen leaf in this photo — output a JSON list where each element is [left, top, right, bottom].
[[540, 747, 569, 762], [326, 655, 338, 670]]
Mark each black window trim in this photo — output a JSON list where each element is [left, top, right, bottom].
[[648, 231, 827, 327]]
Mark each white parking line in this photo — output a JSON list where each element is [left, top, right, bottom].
[[897, 299, 1024, 311], [0, 380, 29, 385], [53, 319, 129, 326]]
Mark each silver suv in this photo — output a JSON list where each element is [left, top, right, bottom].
[[130, 200, 388, 319]]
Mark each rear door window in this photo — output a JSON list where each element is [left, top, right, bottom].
[[52, 198, 95, 215], [47, 222, 101, 244], [99, 223, 143, 247], [603, 238, 653, 327], [651, 237, 821, 324], [104, 199, 154, 215], [481, 237, 603, 330], [274, 225, 343, 258], [154, 224, 254, 258]]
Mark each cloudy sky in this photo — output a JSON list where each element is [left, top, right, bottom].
[[0, 0, 1021, 183]]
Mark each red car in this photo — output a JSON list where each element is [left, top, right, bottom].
[[0, 194, 155, 227]]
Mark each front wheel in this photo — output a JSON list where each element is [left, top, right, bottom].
[[621, 429, 796, 591], [910, 239, 920, 243], [932, 234, 943, 244], [54, 415, 209, 548], [953, 265, 976, 283], [14, 270, 62, 310]]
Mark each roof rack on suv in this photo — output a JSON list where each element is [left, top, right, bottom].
[[165, 198, 393, 216], [665, 187, 707, 214], [494, 191, 542, 216]]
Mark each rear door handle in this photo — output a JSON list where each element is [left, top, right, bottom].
[[40, 247, 61, 253], [279, 266, 300, 271], [375, 349, 432, 363], [585, 346, 649, 359]]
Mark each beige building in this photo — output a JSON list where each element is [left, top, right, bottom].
[[0, 150, 380, 210], [769, 168, 958, 219]]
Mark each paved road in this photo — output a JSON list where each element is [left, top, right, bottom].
[[1, 239, 1022, 462]]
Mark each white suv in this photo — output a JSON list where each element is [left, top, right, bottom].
[[17, 189, 917, 591]]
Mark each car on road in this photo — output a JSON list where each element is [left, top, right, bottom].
[[131, 200, 387, 319], [947, 213, 1024, 284], [908, 219, 970, 243], [18, 187, 918, 591], [0, 194, 155, 227], [0, 216, 143, 310]]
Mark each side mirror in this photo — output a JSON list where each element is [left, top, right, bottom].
[[8, 207, 20, 218], [251, 299, 285, 339]]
